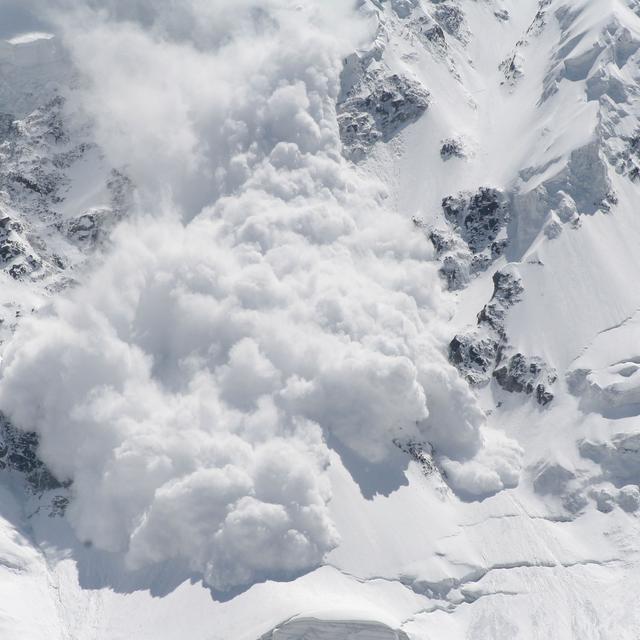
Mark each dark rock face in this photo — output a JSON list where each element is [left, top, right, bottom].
[[427, 228, 454, 253], [338, 73, 430, 159], [442, 187, 510, 254], [0, 96, 73, 216], [433, 4, 468, 42], [500, 0, 553, 87], [424, 23, 446, 47], [0, 213, 43, 280], [65, 212, 104, 246], [628, 133, 640, 181], [394, 438, 438, 476], [0, 416, 67, 493], [449, 333, 499, 385], [428, 189, 510, 292], [612, 129, 640, 181], [536, 384, 555, 406], [440, 137, 465, 161], [493, 353, 557, 405], [491, 270, 524, 305], [477, 271, 524, 337], [407, 12, 448, 54], [448, 269, 555, 404], [499, 54, 524, 85], [0, 97, 133, 287], [448, 271, 523, 385]]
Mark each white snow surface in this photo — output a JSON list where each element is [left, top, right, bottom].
[[0, 0, 639, 638]]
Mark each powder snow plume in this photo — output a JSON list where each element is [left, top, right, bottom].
[[0, 0, 521, 591]]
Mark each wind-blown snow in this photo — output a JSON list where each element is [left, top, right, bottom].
[[0, 0, 521, 592]]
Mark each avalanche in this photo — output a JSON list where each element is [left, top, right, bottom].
[[0, 1, 639, 639]]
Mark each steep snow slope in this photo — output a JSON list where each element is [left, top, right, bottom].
[[1, 1, 640, 638]]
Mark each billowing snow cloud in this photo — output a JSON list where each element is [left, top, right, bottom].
[[0, 0, 522, 591]]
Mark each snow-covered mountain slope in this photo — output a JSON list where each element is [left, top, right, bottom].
[[1, 0, 640, 638]]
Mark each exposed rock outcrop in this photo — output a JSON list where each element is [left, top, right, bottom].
[[440, 137, 466, 161], [449, 269, 555, 405], [0, 415, 67, 494], [493, 353, 557, 405], [449, 270, 523, 385], [338, 73, 430, 160], [433, 3, 469, 44], [442, 187, 510, 255]]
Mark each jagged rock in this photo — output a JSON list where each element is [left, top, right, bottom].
[[500, 0, 553, 87], [448, 268, 554, 403], [494, 9, 510, 22], [477, 271, 524, 335], [408, 12, 448, 56], [442, 187, 510, 254], [433, 4, 468, 43], [427, 228, 455, 253], [0, 96, 75, 214], [49, 495, 70, 517], [490, 271, 525, 306], [427, 228, 474, 290], [66, 211, 105, 246], [536, 383, 555, 406], [0, 91, 134, 305], [429, 223, 507, 291], [494, 355, 543, 394], [435, 188, 510, 291], [0, 211, 44, 279], [493, 353, 556, 405], [529, 0, 553, 37], [449, 333, 499, 385], [424, 23, 447, 47], [64, 206, 125, 251], [338, 73, 430, 160], [499, 53, 524, 85], [448, 270, 524, 384], [394, 438, 438, 476], [440, 137, 466, 160], [0, 416, 66, 493], [611, 129, 640, 181]]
